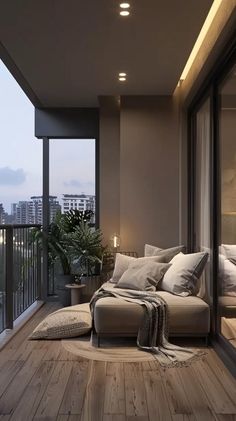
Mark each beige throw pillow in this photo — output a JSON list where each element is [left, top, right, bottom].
[[29, 303, 92, 339], [115, 261, 170, 291], [111, 253, 164, 283]]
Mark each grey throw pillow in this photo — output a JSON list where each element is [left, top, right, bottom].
[[144, 244, 163, 256], [160, 251, 208, 296], [155, 245, 186, 263], [115, 261, 171, 291]]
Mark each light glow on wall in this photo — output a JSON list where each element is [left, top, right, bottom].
[[179, 0, 223, 81]]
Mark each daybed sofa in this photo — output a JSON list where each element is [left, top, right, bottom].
[[93, 281, 210, 345], [92, 246, 211, 345]]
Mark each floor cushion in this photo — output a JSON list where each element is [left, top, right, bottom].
[[29, 303, 92, 339]]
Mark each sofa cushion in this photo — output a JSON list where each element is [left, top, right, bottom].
[[94, 290, 210, 335], [218, 296, 236, 317], [115, 261, 170, 291]]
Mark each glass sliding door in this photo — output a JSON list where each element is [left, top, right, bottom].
[[192, 96, 212, 312], [188, 33, 236, 372], [218, 63, 236, 349]]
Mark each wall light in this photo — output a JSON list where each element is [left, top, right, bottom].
[[111, 234, 120, 250], [179, 0, 223, 81], [119, 77, 126, 81], [119, 72, 127, 77]]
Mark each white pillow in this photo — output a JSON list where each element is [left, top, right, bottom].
[[160, 251, 208, 296], [111, 253, 164, 283], [220, 258, 236, 297], [115, 261, 171, 291], [144, 244, 162, 256], [222, 244, 236, 264], [29, 303, 92, 339]]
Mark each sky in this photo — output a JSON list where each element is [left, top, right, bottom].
[[0, 60, 95, 213]]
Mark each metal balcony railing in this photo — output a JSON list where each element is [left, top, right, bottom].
[[0, 224, 42, 333]]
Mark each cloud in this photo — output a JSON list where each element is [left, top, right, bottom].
[[64, 179, 95, 189], [64, 179, 82, 188], [0, 167, 26, 185]]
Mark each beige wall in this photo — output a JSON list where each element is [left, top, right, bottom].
[[100, 95, 180, 257], [99, 96, 120, 246]]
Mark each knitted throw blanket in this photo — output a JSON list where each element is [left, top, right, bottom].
[[90, 285, 204, 367]]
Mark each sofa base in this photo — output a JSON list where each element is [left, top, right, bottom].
[[95, 331, 209, 348]]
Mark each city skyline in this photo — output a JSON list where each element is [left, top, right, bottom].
[[0, 192, 96, 225]]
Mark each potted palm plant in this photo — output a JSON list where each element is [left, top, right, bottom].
[[31, 210, 95, 305], [69, 221, 106, 302], [48, 211, 99, 305]]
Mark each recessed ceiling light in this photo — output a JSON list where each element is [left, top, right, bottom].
[[120, 10, 130, 16], [120, 2, 130, 8], [119, 72, 127, 77], [119, 77, 126, 81]]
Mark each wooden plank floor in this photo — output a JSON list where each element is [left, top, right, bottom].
[[0, 303, 236, 421]]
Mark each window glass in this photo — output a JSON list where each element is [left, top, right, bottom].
[[50, 139, 96, 223], [218, 63, 236, 348]]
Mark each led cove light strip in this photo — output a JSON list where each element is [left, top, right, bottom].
[[180, 0, 223, 81]]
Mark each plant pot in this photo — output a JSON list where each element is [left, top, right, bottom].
[[80, 275, 103, 303], [56, 274, 74, 307]]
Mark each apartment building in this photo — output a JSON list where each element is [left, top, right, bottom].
[[12, 196, 61, 224], [62, 194, 95, 214]]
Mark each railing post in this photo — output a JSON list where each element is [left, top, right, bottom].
[[36, 237, 42, 300], [42, 136, 49, 300], [6, 226, 14, 329]]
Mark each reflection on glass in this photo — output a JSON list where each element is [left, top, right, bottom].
[[195, 98, 211, 301], [219, 64, 236, 348]]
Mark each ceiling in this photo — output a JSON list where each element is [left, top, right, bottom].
[[0, 0, 213, 107]]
